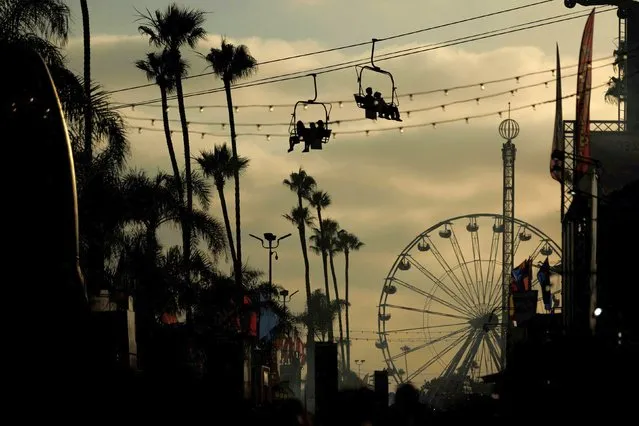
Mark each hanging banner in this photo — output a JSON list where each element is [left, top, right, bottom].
[[550, 43, 565, 182], [575, 9, 595, 174]]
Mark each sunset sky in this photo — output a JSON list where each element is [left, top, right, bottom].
[[62, 0, 620, 384]]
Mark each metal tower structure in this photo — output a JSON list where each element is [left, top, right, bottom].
[[498, 105, 520, 367], [617, 14, 628, 123]]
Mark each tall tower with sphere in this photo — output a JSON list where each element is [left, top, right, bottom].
[[498, 106, 519, 367]]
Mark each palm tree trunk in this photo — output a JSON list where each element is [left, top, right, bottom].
[[344, 251, 351, 372], [160, 87, 182, 191], [216, 183, 237, 266], [80, 0, 92, 164], [316, 209, 333, 341], [224, 79, 242, 288], [329, 252, 346, 373], [299, 224, 315, 403], [174, 75, 193, 302]]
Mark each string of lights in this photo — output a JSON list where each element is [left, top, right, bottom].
[[118, 55, 614, 112], [112, 6, 614, 110], [125, 80, 613, 140], [121, 61, 615, 128], [107, 1, 554, 95]]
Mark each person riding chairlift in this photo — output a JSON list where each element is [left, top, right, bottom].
[[374, 91, 401, 121]]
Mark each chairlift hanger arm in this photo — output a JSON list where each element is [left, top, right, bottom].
[[308, 73, 318, 103], [370, 38, 380, 70]]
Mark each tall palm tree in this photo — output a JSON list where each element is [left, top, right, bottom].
[[283, 169, 317, 338], [205, 39, 258, 288], [135, 51, 182, 187], [335, 229, 364, 371], [309, 227, 334, 342], [307, 191, 332, 308], [322, 219, 346, 370], [137, 3, 207, 286], [80, 0, 92, 165], [196, 144, 250, 267], [297, 289, 346, 343]]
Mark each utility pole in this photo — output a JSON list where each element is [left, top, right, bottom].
[[250, 232, 292, 287]]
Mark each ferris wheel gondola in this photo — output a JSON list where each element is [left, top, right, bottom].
[[354, 39, 402, 122], [287, 74, 332, 154]]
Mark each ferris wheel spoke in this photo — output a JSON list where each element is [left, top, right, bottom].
[[382, 322, 469, 334], [484, 228, 501, 306], [455, 330, 485, 384], [405, 256, 479, 317], [448, 226, 481, 307], [468, 219, 487, 306], [382, 303, 469, 321], [390, 277, 475, 318], [422, 238, 480, 315], [480, 333, 499, 374], [439, 329, 477, 382], [405, 328, 472, 383], [484, 330, 503, 371], [389, 325, 471, 362]]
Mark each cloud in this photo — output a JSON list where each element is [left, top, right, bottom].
[[62, 13, 619, 382]]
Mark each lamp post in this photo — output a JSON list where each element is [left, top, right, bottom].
[[354, 359, 365, 378], [250, 232, 292, 287]]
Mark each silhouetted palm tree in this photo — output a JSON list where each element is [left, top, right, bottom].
[[80, 0, 92, 164], [196, 144, 250, 266], [135, 51, 182, 187], [297, 289, 346, 342], [205, 39, 258, 288], [335, 229, 364, 371], [309, 226, 334, 342], [307, 190, 332, 308], [137, 3, 207, 286], [322, 218, 346, 370]]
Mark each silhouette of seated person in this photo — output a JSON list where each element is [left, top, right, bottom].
[[302, 121, 317, 152], [374, 91, 401, 121], [314, 120, 331, 146], [288, 120, 307, 153], [354, 86, 378, 120]]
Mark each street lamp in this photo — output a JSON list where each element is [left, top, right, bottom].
[[354, 359, 365, 378], [249, 232, 292, 287], [279, 289, 299, 309]]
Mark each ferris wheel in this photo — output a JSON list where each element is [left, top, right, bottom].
[[376, 213, 561, 397]]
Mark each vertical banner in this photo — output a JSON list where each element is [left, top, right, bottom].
[[575, 9, 595, 174], [550, 43, 564, 182]]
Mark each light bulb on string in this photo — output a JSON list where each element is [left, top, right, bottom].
[[30, 97, 34, 102], [339, 101, 343, 108], [545, 82, 549, 88], [131, 105, 136, 111], [365, 130, 370, 137], [480, 83, 485, 90], [266, 135, 271, 141], [499, 112, 503, 118], [406, 111, 410, 119], [510, 90, 515, 96], [516, 76, 520, 84], [170, 130, 174, 136], [409, 94, 413, 101], [441, 105, 446, 111], [151, 119, 155, 126], [333, 133, 337, 139], [444, 89, 448, 96], [222, 123, 226, 129], [165, 106, 170, 112], [432, 123, 436, 129], [138, 127, 142, 134], [257, 124, 261, 131], [269, 105, 274, 112], [303, 105, 308, 110], [234, 106, 239, 113], [465, 118, 469, 124], [336, 121, 341, 127], [532, 104, 536, 111], [199, 106, 204, 112], [552, 69, 555, 77], [399, 127, 404, 134], [476, 98, 480, 105], [201, 133, 205, 139]]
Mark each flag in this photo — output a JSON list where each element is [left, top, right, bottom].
[[259, 295, 280, 341], [550, 43, 565, 182], [537, 257, 552, 311], [575, 9, 595, 174], [510, 258, 533, 293]]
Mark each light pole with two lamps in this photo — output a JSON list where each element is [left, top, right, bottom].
[[249, 232, 292, 287]]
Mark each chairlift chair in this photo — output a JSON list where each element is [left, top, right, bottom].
[[288, 74, 333, 153], [354, 39, 401, 121]]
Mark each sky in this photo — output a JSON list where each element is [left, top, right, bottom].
[[61, 0, 621, 384]]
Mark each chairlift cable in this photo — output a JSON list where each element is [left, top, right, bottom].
[[107, 0, 554, 95], [112, 7, 614, 110]]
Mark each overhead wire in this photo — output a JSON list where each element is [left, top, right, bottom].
[[107, 0, 554, 95], [112, 6, 615, 110], [125, 79, 615, 140], [121, 61, 615, 128]]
